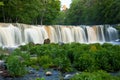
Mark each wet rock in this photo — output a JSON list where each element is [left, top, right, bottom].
[[0, 60, 4, 67], [0, 71, 3, 74], [0, 60, 7, 70], [59, 42, 64, 45], [115, 39, 120, 42], [64, 74, 74, 80], [0, 70, 11, 77], [45, 71, 52, 76], [27, 67, 36, 74], [63, 72, 81, 80], [29, 70, 36, 74], [44, 38, 50, 44]]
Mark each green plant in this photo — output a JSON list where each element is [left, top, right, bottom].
[[12, 49, 30, 61], [95, 50, 112, 71], [0, 54, 7, 60], [6, 55, 27, 77], [56, 56, 73, 72], [71, 70, 119, 80], [35, 77, 45, 80], [13, 42, 120, 73], [74, 53, 96, 71], [37, 55, 53, 69], [31, 65, 40, 70]]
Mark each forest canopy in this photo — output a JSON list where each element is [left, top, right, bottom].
[[0, 0, 120, 25], [64, 0, 120, 25], [0, 0, 60, 25]]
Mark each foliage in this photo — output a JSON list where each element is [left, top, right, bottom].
[[64, 0, 120, 25], [24, 57, 38, 67], [53, 11, 66, 25], [0, 1, 4, 6], [71, 70, 120, 80], [6, 55, 27, 77], [18, 43, 120, 73], [55, 56, 73, 72], [0, 0, 60, 24], [37, 55, 53, 69], [35, 77, 45, 80], [12, 49, 30, 61], [74, 53, 96, 71], [5, 49, 31, 77], [0, 48, 8, 60]]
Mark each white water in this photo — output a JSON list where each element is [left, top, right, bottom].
[[0, 23, 119, 47]]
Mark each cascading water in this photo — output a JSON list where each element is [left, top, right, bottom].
[[86, 26, 98, 43], [107, 26, 119, 41], [24, 25, 48, 44], [0, 23, 119, 47], [0, 24, 22, 47], [61, 26, 74, 43], [71, 26, 87, 43], [97, 25, 105, 42]]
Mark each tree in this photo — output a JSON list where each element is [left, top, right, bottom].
[[0, 0, 60, 24], [65, 0, 120, 25], [0, 1, 4, 6], [52, 10, 66, 25], [36, 0, 60, 25]]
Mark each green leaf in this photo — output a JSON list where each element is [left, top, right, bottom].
[[0, 2, 4, 6]]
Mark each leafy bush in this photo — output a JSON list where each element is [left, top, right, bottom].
[[95, 50, 111, 71], [74, 53, 96, 71], [37, 55, 53, 69], [19, 42, 34, 51], [108, 51, 120, 71], [6, 55, 27, 77], [12, 49, 30, 61], [16, 43, 120, 73], [71, 70, 120, 80], [95, 48, 120, 72], [24, 57, 38, 66], [57, 57, 73, 72], [35, 77, 45, 80]]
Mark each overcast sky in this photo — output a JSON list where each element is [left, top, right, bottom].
[[60, 0, 72, 8]]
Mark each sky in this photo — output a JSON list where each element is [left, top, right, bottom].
[[60, 0, 72, 8]]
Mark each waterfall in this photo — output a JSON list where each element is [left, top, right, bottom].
[[0, 24, 22, 47], [86, 26, 98, 43], [71, 26, 87, 43], [0, 23, 119, 47], [97, 25, 105, 42], [107, 26, 119, 41], [24, 25, 48, 44]]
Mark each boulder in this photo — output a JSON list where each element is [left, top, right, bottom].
[[44, 38, 50, 44], [45, 71, 52, 76]]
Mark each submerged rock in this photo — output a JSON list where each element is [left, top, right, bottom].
[[64, 74, 74, 80], [0, 60, 7, 70], [45, 71, 52, 76], [63, 72, 81, 80]]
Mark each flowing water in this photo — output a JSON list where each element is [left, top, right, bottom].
[[0, 23, 119, 47]]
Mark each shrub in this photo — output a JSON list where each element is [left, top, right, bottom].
[[89, 45, 97, 52], [73, 53, 96, 71], [6, 55, 27, 77], [37, 55, 53, 69], [12, 49, 30, 61], [71, 70, 119, 80], [36, 77, 45, 80], [95, 50, 111, 71], [108, 51, 120, 71], [15, 43, 120, 73], [24, 57, 38, 66]]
